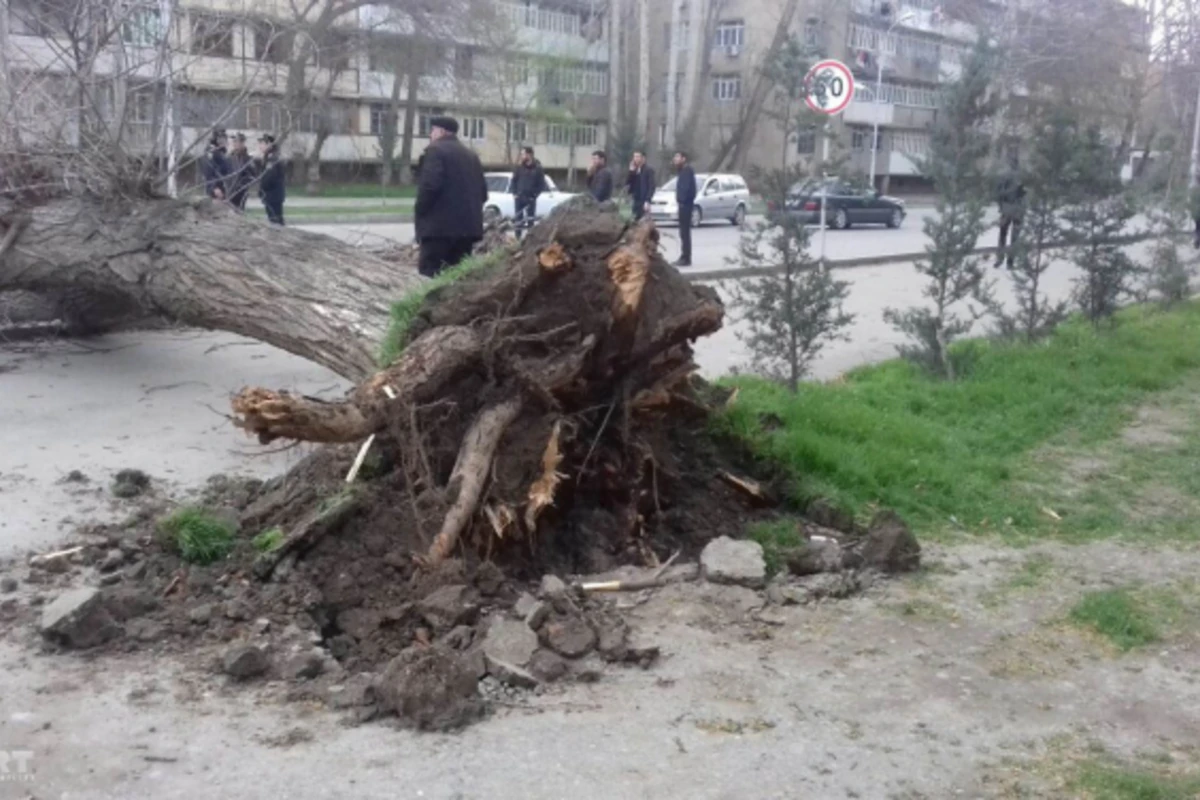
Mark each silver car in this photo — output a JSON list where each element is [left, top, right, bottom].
[[649, 173, 751, 227]]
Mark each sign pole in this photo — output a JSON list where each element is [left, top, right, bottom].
[[804, 61, 854, 271]]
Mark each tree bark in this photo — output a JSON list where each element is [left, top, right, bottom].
[[397, 70, 421, 186], [0, 196, 420, 381]]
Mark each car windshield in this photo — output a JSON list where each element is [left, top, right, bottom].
[[659, 178, 677, 192], [486, 176, 510, 193]]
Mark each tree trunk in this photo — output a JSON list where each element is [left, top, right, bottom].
[[0, 197, 420, 381], [397, 71, 421, 186], [636, 0, 650, 140], [379, 62, 407, 187]]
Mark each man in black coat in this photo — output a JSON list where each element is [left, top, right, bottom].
[[415, 116, 488, 278], [256, 134, 287, 225], [995, 158, 1025, 269], [587, 150, 614, 202], [510, 146, 544, 234], [201, 127, 231, 200], [673, 150, 697, 267], [227, 133, 255, 212], [626, 149, 656, 220]]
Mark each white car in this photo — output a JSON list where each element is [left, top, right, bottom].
[[649, 173, 751, 227], [483, 172, 577, 222]]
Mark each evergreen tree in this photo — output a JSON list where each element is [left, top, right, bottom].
[[728, 37, 854, 392], [883, 41, 997, 379], [1065, 126, 1141, 325], [989, 109, 1077, 341], [1143, 189, 1198, 308]]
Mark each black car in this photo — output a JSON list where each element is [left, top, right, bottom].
[[784, 180, 907, 229]]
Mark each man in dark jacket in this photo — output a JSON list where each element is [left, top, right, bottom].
[[201, 127, 231, 200], [256, 134, 287, 225], [415, 116, 488, 278], [510, 146, 545, 234], [995, 160, 1025, 269], [227, 133, 255, 212], [626, 150, 656, 220], [673, 150, 697, 267], [587, 150, 614, 202]]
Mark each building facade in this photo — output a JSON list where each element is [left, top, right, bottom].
[[3, 0, 613, 178]]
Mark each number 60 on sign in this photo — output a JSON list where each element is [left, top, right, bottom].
[[804, 60, 856, 116]]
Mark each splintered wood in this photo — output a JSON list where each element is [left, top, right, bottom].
[[525, 420, 566, 531]]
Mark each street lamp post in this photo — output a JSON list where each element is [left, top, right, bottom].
[[867, 11, 915, 191]]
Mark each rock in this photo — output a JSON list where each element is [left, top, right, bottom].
[[488, 658, 539, 689], [326, 675, 375, 709], [127, 618, 166, 642], [541, 615, 597, 659], [336, 608, 382, 641], [189, 603, 215, 625], [442, 625, 475, 651], [527, 650, 568, 683], [0, 598, 17, 617], [596, 619, 630, 661], [282, 651, 325, 681], [124, 561, 148, 582], [99, 548, 125, 573], [111, 469, 150, 499], [222, 597, 251, 621], [800, 572, 869, 601], [1, 576, 19, 593], [766, 582, 804, 606], [417, 585, 478, 632], [462, 648, 488, 681], [253, 618, 271, 635], [861, 510, 921, 573], [482, 618, 540, 681], [807, 497, 857, 533], [786, 539, 844, 576], [40, 588, 122, 649], [539, 575, 568, 601], [513, 592, 549, 630], [700, 537, 767, 589], [102, 586, 160, 621], [473, 562, 505, 596], [99, 572, 123, 586], [322, 571, 365, 609], [222, 644, 269, 679], [64, 470, 89, 484], [375, 646, 485, 731]]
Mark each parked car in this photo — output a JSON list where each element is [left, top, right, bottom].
[[483, 172, 576, 221], [649, 173, 751, 227], [784, 180, 907, 229]]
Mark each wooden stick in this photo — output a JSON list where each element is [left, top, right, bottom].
[[344, 433, 376, 484], [29, 545, 84, 566]]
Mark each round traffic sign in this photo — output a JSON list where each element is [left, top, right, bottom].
[[804, 60, 855, 116]]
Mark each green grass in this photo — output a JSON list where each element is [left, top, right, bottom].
[[1069, 589, 1160, 651], [157, 508, 235, 565], [379, 247, 512, 366], [306, 183, 418, 199], [1076, 762, 1200, 799], [719, 303, 1200, 538], [746, 519, 806, 576], [252, 527, 285, 554]]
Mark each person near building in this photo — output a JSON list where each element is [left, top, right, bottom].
[[256, 134, 287, 226], [587, 150, 614, 202], [227, 133, 255, 213], [995, 158, 1025, 269], [626, 149, 656, 221], [415, 116, 488, 278], [510, 146, 545, 235], [673, 150, 697, 268], [201, 127, 231, 201]]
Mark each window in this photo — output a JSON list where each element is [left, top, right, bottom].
[[573, 124, 598, 147], [664, 20, 690, 50], [369, 103, 388, 136], [454, 47, 474, 80], [795, 128, 816, 155], [506, 119, 527, 144], [191, 14, 234, 58], [540, 63, 608, 96], [460, 117, 486, 141], [253, 22, 290, 64], [128, 89, 157, 125], [122, 5, 163, 47], [803, 18, 822, 51], [417, 108, 446, 138], [505, 3, 583, 36], [715, 20, 744, 49], [712, 75, 741, 102], [850, 127, 881, 151]]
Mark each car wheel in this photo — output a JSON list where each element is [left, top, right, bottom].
[[834, 208, 850, 230], [887, 209, 903, 229], [484, 205, 501, 223], [731, 204, 746, 227], [691, 206, 703, 228]]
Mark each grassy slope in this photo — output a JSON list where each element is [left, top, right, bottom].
[[719, 303, 1200, 539]]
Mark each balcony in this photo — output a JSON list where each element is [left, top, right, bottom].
[[843, 97, 894, 126]]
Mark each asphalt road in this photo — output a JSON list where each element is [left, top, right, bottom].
[[300, 208, 984, 275]]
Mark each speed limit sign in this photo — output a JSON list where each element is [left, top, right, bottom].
[[804, 60, 855, 116]]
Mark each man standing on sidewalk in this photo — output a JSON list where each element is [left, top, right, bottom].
[[626, 150, 656, 221], [510, 146, 545, 236], [995, 157, 1025, 269], [673, 151, 697, 267], [415, 116, 488, 277], [587, 150, 614, 202]]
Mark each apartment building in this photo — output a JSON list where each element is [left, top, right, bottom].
[[640, 0, 1147, 192], [3, 0, 612, 178]]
